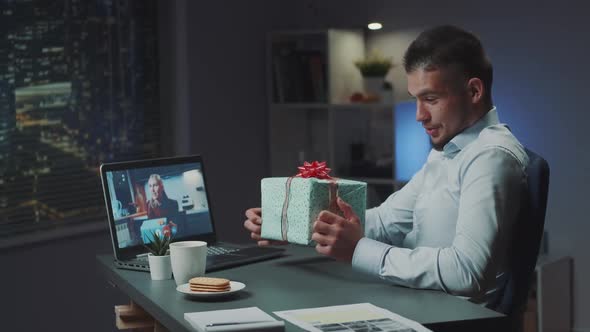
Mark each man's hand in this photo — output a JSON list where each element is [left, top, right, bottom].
[[243, 207, 287, 246], [312, 197, 363, 262]]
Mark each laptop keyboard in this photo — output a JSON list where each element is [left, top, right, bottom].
[[205, 246, 285, 272], [116, 246, 285, 273], [207, 246, 239, 256], [133, 246, 239, 261]]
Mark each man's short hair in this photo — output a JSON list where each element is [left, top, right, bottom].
[[403, 25, 493, 104]]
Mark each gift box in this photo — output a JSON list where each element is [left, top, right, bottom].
[[260, 161, 367, 245]]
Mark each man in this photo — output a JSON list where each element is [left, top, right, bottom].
[[244, 25, 528, 306]]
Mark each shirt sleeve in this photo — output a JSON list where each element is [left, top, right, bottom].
[[353, 147, 526, 297], [363, 165, 425, 246]]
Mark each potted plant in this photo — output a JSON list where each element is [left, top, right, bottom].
[[145, 230, 173, 280], [354, 51, 395, 101], [354, 51, 394, 77]]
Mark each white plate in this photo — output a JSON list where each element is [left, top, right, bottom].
[[176, 281, 246, 298]]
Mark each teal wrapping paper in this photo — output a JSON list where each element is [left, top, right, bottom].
[[261, 177, 367, 245]]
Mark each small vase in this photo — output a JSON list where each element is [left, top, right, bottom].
[[363, 77, 384, 96], [148, 254, 172, 280], [363, 76, 393, 104]]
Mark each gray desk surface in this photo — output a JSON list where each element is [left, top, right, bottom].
[[97, 245, 505, 332]]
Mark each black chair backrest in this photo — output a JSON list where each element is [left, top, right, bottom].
[[493, 148, 550, 329]]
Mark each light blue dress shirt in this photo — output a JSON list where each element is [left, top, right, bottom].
[[352, 107, 529, 304]]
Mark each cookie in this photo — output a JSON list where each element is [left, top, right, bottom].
[[190, 286, 231, 292], [189, 277, 230, 287], [189, 284, 230, 290], [188, 277, 231, 293]]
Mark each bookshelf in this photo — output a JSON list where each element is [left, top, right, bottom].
[[267, 29, 397, 206]]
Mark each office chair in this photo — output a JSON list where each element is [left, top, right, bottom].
[[490, 148, 550, 331]]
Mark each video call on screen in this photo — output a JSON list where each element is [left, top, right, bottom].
[[106, 163, 213, 249]]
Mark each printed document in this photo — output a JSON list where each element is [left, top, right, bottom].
[[274, 303, 432, 332]]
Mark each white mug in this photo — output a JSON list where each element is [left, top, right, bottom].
[[169, 241, 207, 286]]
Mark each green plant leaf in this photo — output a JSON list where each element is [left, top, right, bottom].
[[354, 51, 394, 77], [143, 230, 171, 256]]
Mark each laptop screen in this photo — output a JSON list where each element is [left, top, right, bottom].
[[100, 156, 217, 259]]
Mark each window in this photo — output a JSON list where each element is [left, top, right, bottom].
[[0, 0, 160, 246]]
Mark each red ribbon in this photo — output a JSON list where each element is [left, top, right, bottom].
[[295, 161, 333, 179], [280, 161, 335, 242]]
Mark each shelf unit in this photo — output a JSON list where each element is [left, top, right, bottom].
[[267, 29, 396, 206]]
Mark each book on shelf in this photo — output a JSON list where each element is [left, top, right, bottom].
[[271, 47, 327, 103]]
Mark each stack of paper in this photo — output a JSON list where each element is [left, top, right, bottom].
[[274, 303, 432, 332], [184, 307, 285, 332]]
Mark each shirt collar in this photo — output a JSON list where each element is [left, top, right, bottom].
[[442, 106, 499, 157]]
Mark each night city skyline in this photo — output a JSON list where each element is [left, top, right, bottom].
[[0, 0, 160, 237]]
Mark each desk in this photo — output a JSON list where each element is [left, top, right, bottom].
[[97, 245, 506, 332]]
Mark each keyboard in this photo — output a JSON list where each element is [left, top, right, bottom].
[[207, 245, 239, 256], [115, 245, 285, 273], [205, 246, 285, 272]]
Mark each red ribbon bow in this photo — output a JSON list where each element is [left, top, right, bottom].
[[295, 161, 333, 179]]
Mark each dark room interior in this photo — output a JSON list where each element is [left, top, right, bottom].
[[1, 1, 587, 331]]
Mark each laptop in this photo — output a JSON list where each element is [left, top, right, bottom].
[[100, 154, 285, 272]]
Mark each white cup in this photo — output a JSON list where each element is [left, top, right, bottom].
[[148, 254, 172, 280], [169, 241, 207, 286]]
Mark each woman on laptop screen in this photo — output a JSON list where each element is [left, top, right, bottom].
[[145, 174, 179, 238], [147, 174, 179, 219]]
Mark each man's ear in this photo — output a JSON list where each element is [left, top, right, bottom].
[[467, 78, 484, 103]]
